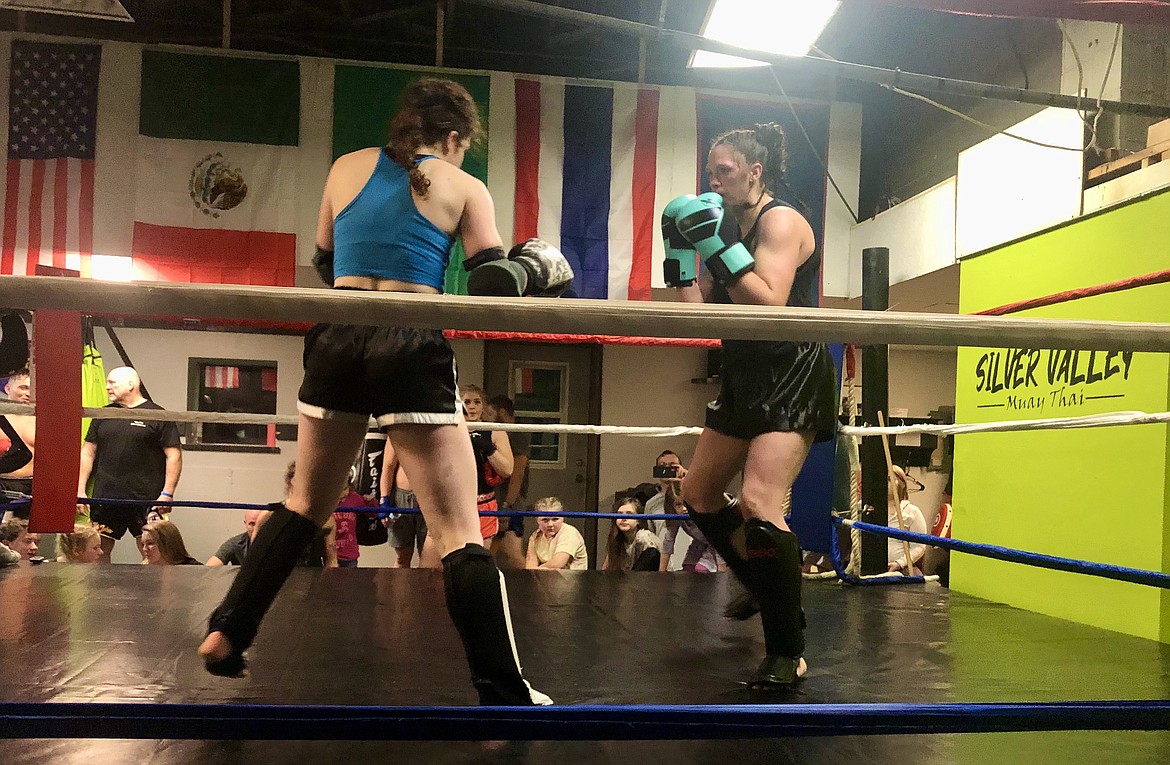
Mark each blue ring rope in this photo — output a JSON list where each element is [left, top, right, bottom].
[[836, 517, 1170, 589], [1, 700, 1167, 740], [825, 520, 928, 586], [72, 497, 687, 522]]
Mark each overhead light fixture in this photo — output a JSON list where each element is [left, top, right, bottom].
[[0, 0, 133, 22], [689, 0, 840, 68]]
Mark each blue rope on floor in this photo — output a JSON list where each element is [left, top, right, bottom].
[[2, 700, 1168, 740]]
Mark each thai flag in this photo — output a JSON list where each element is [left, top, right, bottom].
[[493, 77, 698, 300]]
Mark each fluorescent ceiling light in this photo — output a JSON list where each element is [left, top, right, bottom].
[[0, 0, 133, 22], [690, 0, 840, 68]]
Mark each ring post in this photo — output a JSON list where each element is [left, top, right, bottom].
[[30, 309, 82, 533], [861, 247, 890, 575]]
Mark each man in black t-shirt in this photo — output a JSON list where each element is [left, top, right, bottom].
[[77, 367, 182, 563], [206, 509, 267, 566]]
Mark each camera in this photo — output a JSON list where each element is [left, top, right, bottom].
[[653, 464, 679, 479]]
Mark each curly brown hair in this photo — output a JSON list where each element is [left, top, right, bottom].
[[386, 77, 483, 198]]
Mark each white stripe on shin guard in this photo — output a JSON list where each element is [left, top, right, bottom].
[[495, 570, 553, 705]]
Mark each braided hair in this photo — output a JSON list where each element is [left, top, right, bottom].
[[385, 78, 483, 198], [712, 122, 809, 215]]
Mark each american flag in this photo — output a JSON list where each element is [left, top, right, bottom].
[[2, 41, 100, 276], [204, 365, 241, 390]]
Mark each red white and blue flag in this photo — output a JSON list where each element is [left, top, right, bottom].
[[490, 77, 699, 300], [2, 40, 99, 277]]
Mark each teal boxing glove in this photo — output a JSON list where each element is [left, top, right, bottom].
[[675, 193, 755, 287], [661, 194, 698, 287]]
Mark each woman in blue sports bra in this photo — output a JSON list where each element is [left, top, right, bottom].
[[199, 78, 551, 707]]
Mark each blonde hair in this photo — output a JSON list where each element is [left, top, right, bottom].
[[142, 520, 194, 565], [57, 524, 100, 562], [890, 465, 909, 504], [532, 496, 564, 515]]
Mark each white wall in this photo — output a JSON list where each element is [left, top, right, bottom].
[[822, 101, 863, 299], [847, 178, 956, 298], [597, 344, 709, 509]]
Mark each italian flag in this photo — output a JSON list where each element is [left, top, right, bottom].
[[131, 51, 300, 286], [331, 65, 491, 295]]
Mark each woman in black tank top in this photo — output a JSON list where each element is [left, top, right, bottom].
[[670, 123, 837, 689]]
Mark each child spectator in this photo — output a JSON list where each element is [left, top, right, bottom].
[[57, 525, 102, 563], [602, 497, 661, 571], [525, 497, 587, 570]]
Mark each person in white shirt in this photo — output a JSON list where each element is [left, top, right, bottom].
[[525, 497, 587, 571], [887, 465, 927, 574]]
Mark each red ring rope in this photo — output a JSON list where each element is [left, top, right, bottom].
[[975, 268, 1170, 316], [443, 330, 720, 347]]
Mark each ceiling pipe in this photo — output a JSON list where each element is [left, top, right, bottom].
[[222, 0, 231, 49], [436, 0, 445, 67], [461, 0, 1170, 118]]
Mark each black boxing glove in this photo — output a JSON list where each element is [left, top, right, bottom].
[[469, 429, 497, 462], [313, 247, 334, 287], [466, 239, 574, 298]]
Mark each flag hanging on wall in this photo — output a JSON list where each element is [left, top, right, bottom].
[[510, 79, 662, 301], [131, 51, 299, 286], [2, 40, 99, 276], [203, 365, 240, 389]]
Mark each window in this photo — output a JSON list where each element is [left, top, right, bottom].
[[509, 361, 567, 466], [187, 359, 278, 448]]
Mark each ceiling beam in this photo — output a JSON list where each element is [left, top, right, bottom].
[[462, 0, 1170, 118]]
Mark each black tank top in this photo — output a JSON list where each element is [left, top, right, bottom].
[[709, 199, 820, 355]]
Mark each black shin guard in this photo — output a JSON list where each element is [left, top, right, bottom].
[[686, 498, 750, 579], [205, 503, 318, 675], [744, 519, 805, 660], [443, 544, 551, 706], [687, 498, 760, 620]]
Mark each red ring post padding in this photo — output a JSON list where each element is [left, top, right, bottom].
[[29, 309, 82, 534]]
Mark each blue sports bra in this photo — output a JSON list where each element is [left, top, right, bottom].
[[332, 151, 455, 290]]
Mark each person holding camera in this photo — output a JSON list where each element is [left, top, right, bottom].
[[644, 450, 686, 540]]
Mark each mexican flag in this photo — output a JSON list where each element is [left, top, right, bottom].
[[332, 65, 491, 295], [131, 51, 300, 286]]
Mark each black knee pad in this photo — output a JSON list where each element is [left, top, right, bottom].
[[744, 519, 805, 658], [442, 544, 549, 706], [207, 503, 318, 658]]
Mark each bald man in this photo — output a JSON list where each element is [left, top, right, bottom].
[[0, 370, 35, 519], [78, 367, 182, 563], [206, 509, 269, 566]]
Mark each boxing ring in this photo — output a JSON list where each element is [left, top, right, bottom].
[[1, 276, 1169, 763]]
